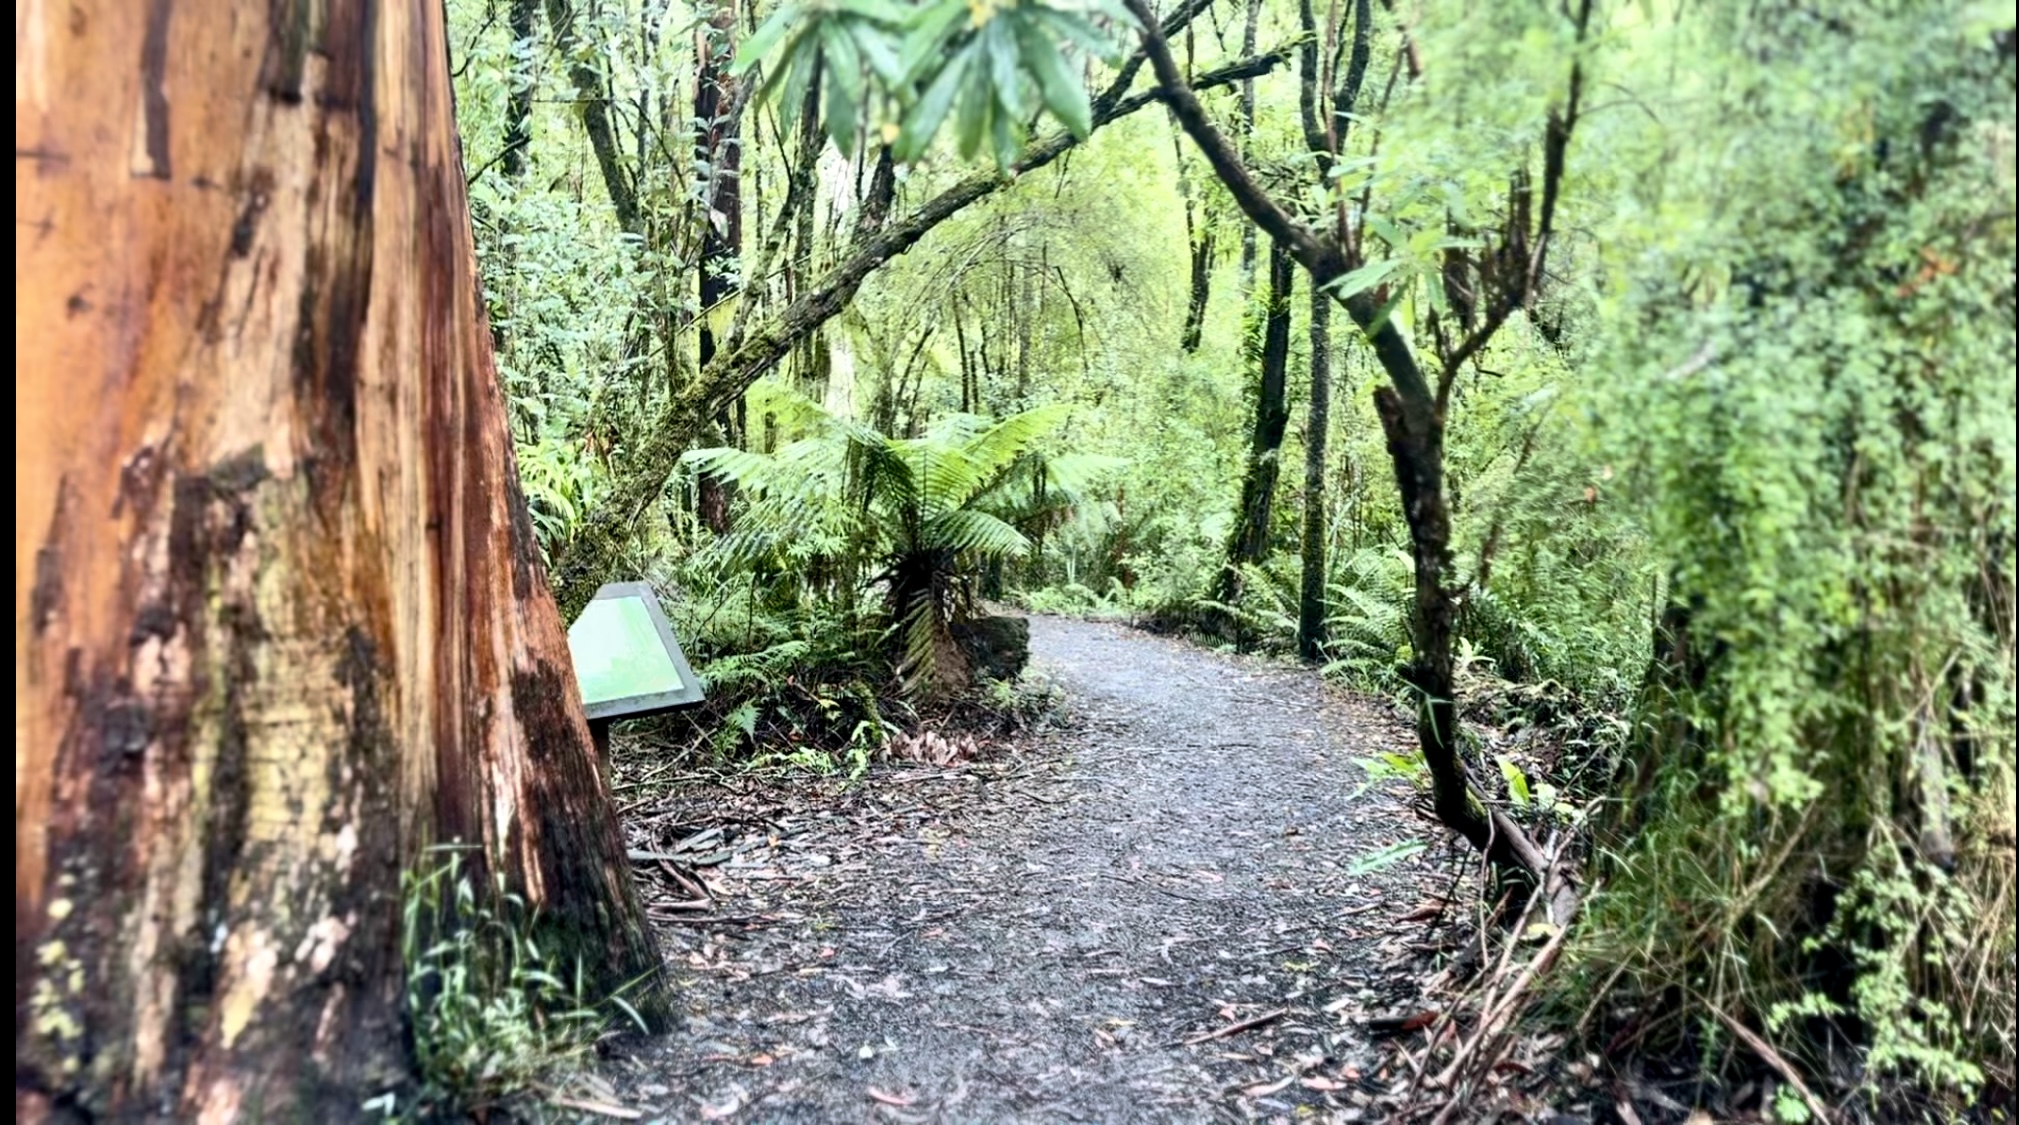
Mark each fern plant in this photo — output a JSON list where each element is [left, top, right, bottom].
[[687, 394, 1090, 697]]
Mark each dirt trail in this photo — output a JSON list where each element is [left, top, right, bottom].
[[598, 616, 1437, 1123]]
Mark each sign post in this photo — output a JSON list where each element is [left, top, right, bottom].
[[566, 582, 707, 763]]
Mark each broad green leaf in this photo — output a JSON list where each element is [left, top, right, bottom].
[[773, 30, 819, 129], [984, 19, 1028, 121], [1029, 5, 1120, 62], [1333, 257, 1399, 298], [732, 5, 800, 74], [954, 46, 992, 159], [1013, 16, 1092, 138], [834, 0, 907, 21], [848, 18, 906, 87], [1364, 213, 1405, 250], [896, 48, 970, 162], [821, 24, 864, 150], [898, 0, 968, 82], [990, 99, 1021, 170], [1497, 756, 1532, 807]]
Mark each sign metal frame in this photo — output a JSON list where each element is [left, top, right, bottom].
[[567, 581, 706, 721]]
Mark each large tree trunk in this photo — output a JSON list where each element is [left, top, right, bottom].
[[1297, 285, 1331, 660], [14, 0, 662, 1116], [1215, 241, 1296, 604]]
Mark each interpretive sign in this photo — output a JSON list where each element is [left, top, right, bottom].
[[566, 582, 705, 721]]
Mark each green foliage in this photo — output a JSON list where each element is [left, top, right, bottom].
[[393, 848, 647, 1119], [1571, 1, 2016, 1099], [1346, 838, 1430, 875], [1320, 547, 1415, 687], [734, 0, 1124, 165]]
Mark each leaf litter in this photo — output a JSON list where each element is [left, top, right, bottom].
[[577, 617, 1502, 1122]]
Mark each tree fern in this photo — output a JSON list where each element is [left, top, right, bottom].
[[685, 392, 1084, 698]]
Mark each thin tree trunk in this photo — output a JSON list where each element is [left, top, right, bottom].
[[503, 0, 541, 179], [694, 0, 743, 534], [1183, 226, 1217, 352], [1171, 112, 1216, 352], [1237, 0, 1262, 285], [1216, 242, 1296, 604], [492, 0, 542, 373], [1298, 285, 1332, 660], [545, 0, 640, 236], [1128, 0, 1589, 905], [14, 0, 662, 1117]]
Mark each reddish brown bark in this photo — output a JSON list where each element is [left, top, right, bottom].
[[15, 0, 659, 1116]]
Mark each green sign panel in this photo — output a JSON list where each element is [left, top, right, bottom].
[[566, 582, 705, 721]]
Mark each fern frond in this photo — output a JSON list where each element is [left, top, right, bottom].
[[926, 509, 1031, 559]]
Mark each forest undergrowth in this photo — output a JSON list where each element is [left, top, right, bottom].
[[444, 0, 2016, 1117]]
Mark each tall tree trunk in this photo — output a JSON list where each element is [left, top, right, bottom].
[[1298, 284, 1332, 660], [544, 0, 640, 237], [14, 0, 662, 1116], [1216, 241, 1296, 604], [491, 0, 542, 377], [1182, 225, 1217, 352], [1236, 0, 1262, 286], [503, 0, 541, 179], [694, 0, 743, 534], [1170, 112, 1215, 352]]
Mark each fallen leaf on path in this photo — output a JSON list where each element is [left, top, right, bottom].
[[548, 1096, 642, 1119], [696, 1085, 748, 1120], [1242, 1076, 1295, 1097], [1300, 1077, 1348, 1091], [747, 1052, 775, 1067], [866, 1088, 914, 1107]]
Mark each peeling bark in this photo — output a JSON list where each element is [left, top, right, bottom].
[[15, 0, 661, 1116]]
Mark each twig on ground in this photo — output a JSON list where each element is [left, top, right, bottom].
[[1171, 1007, 1289, 1048]]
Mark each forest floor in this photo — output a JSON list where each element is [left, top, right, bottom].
[[577, 616, 1488, 1123]]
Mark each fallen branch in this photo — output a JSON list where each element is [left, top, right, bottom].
[[1427, 918, 1571, 1115], [1708, 1002, 1833, 1125], [1173, 1007, 1288, 1048]]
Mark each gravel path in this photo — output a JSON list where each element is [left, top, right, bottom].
[[594, 616, 1439, 1123]]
